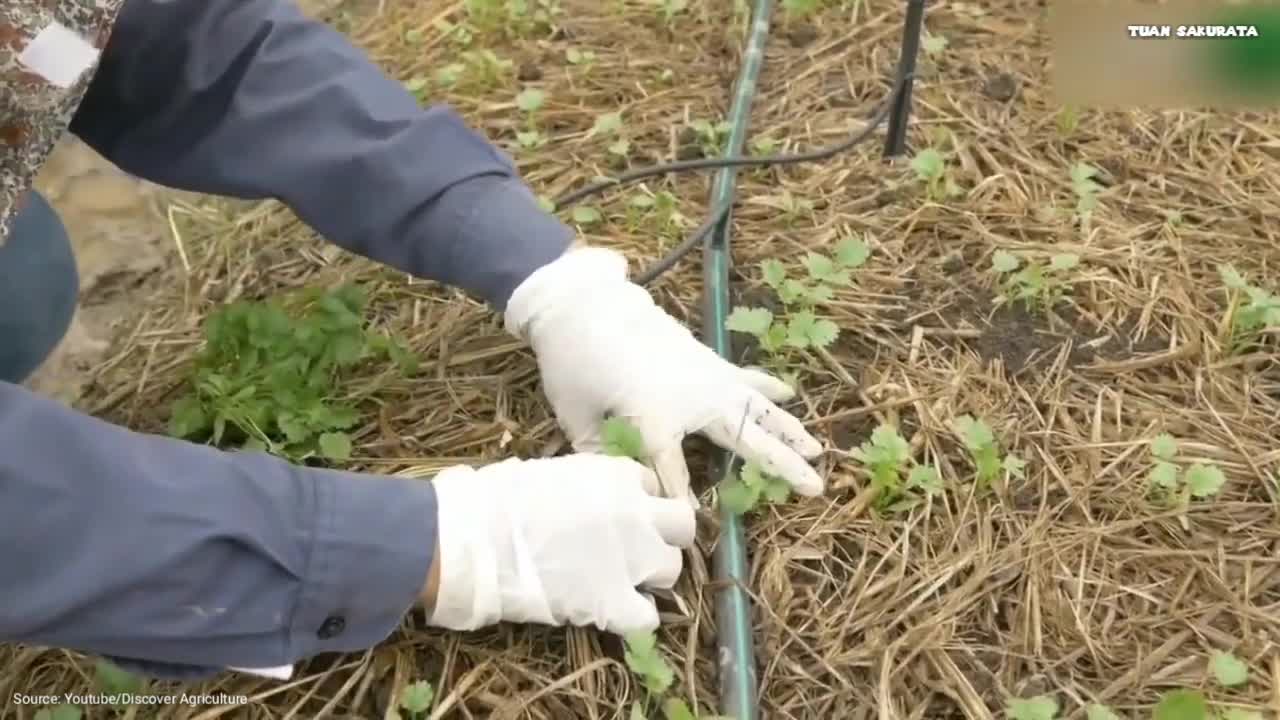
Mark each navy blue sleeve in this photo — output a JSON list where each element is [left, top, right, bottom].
[[0, 381, 436, 675], [69, 0, 573, 309]]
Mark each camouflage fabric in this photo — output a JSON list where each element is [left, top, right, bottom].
[[0, 0, 125, 248]]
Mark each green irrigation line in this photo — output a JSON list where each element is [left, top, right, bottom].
[[703, 0, 773, 718]]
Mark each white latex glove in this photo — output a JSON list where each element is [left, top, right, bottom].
[[427, 454, 695, 634], [504, 246, 825, 505]]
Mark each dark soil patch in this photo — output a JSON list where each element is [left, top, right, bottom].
[[981, 72, 1018, 103], [786, 23, 818, 48]]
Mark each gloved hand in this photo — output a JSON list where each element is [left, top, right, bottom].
[[426, 453, 695, 634], [504, 246, 825, 505]]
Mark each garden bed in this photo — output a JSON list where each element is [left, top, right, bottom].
[[5, 1, 1280, 718]]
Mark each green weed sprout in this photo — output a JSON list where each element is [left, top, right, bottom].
[[566, 47, 596, 68], [398, 680, 436, 718], [991, 250, 1080, 313], [1148, 433, 1226, 506], [719, 459, 791, 515], [954, 415, 1025, 489], [725, 236, 869, 378], [515, 88, 547, 149], [1218, 264, 1280, 352], [850, 424, 943, 512], [169, 285, 418, 464], [910, 147, 962, 201], [1006, 695, 1058, 720]]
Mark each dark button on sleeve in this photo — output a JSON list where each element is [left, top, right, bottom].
[[316, 615, 346, 639]]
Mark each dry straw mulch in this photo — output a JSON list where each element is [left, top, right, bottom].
[[4, 1, 1280, 718]]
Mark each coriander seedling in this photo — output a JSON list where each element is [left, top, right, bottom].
[[570, 205, 603, 227], [719, 459, 791, 515], [1085, 704, 1121, 720], [991, 250, 1080, 313], [954, 415, 1025, 489], [1211, 651, 1249, 687], [781, 0, 820, 19], [602, 416, 648, 461], [1147, 433, 1227, 507], [398, 680, 436, 718], [910, 147, 962, 201], [1006, 695, 1059, 720], [922, 32, 948, 57], [169, 286, 417, 464], [1218, 264, 1280, 353], [461, 48, 512, 89], [851, 424, 941, 511], [1056, 105, 1080, 135], [726, 236, 869, 376], [1153, 689, 1208, 720], [515, 88, 548, 149], [627, 190, 686, 237], [690, 119, 732, 156], [1070, 162, 1103, 232], [565, 47, 596, 67]]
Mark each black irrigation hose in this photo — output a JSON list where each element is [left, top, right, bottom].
[[548, 71, 915, 286]]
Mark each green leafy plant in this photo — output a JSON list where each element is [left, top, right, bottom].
[[725, 236, 869, 376], [1085, 704, 1121, 720], [1210, 651, 1249, 687], [991, 250, 1080, 313], [719, 459, 791, 515], [602, 416, 648, 461], [922, 32, 949, 57], [1148, 433, 1226, 506], [1218, 264, 1280, 352], [94, 659, 144, 712], [515, 87, 548, 149], [954, 415, 1025, 489], [571, 205, 603, 227], [1007, 695, 1058, 720], [169, 285, 417, 463], [1154, 689, 1208, 720], [1070, 162, 1103, 232], [628, 190, 687, 238], [755, 189, 814, 225], [624, 632, 730, 719], [461, 48, 513, 89], [566, 47, 596, 67], [781, 0, 820, 19], [1056, 105, 1080, 135], [850, 424, 942, 511], [910, 147, 962, 201], [689, 119, 732, 156], [398, 680, 436, 718]]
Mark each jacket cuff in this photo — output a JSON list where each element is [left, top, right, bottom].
[[436, 175, 575, 310], [285, 469, 437, 659]]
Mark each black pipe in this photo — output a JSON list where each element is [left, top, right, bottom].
[[883, 0, 927, 158]]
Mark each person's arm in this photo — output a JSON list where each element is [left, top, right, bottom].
[[0, 380, 437, 674], [69, 0, 574, 310]]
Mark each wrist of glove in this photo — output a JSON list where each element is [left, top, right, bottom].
[[426, 454, 695, 634], [503, 246, 825, 505]]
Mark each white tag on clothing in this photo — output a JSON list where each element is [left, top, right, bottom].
[[229, 665, 295, 680], [18, 21, 101, 89]]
